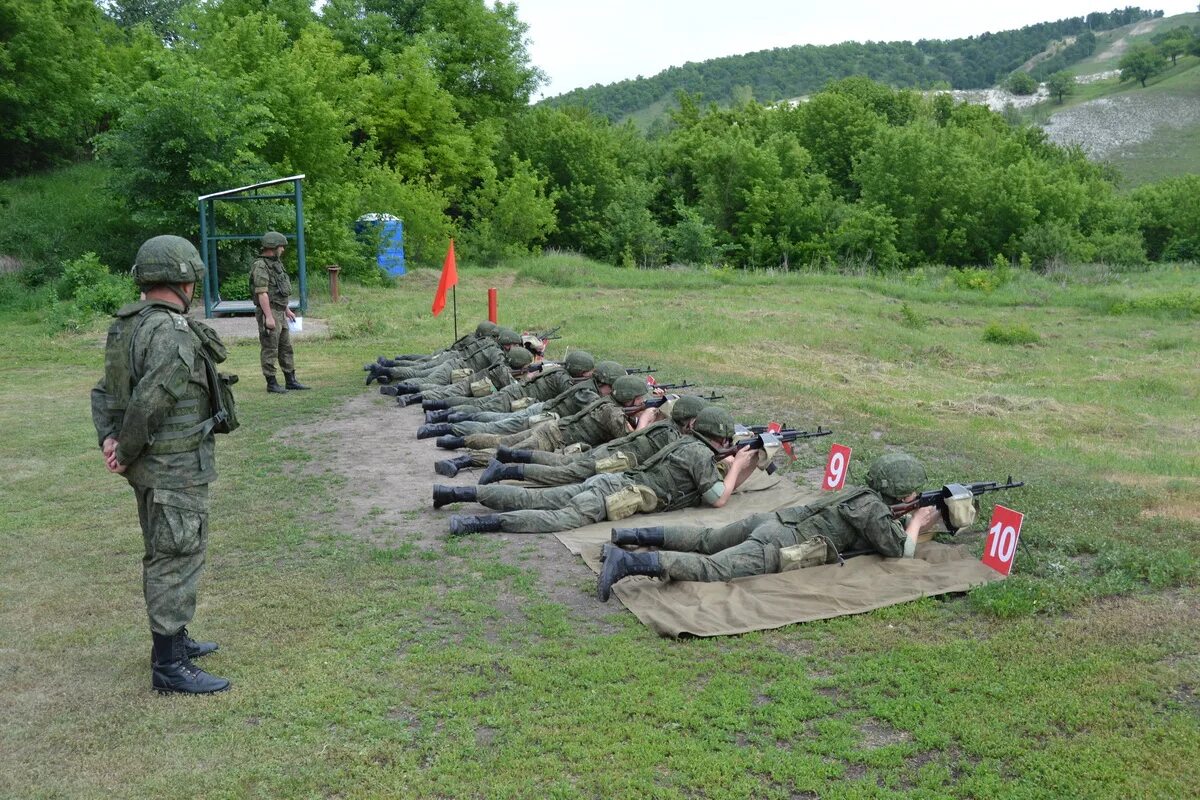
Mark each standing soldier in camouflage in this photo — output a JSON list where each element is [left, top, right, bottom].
[[91, 236, 236, 694], [251, 230, 309, 394]]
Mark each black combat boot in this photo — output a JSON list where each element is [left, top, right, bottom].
[[478, 460, 524, 485], [284, 372, 310, 390], [495, 446, 535, 464], [610, 526, 666, 548], [449, 514, 503, 536], [433, 484, 478, 508], [417, 423, 453, 440], [425, 409, 453, 424], [266, 375, 288, 394], [397, 393, 424, 407], [380, 385, 401, 396], [422, 399, 452, 411], [597, 547, 665, 601], [435, 454, 474, 477], [180, 626, 218, 658], [365, 366, 388, 386], [151, 631, 230, 694], [436, 435, 466, 450]]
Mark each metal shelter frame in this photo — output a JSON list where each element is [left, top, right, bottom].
[[197, 175, 308, 319]]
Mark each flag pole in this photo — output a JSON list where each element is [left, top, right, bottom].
[[452, 285, 458, 341]]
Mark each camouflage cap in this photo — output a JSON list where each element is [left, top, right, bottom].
[[476, 320, 499, 337], [497, 328, 523, 346], [505, 345, 533, 369], [612, 374, 649, 403], [593, 361, 626, 386], [866, 453, 927, 502], [693, 406, 735, 440], [564, 350, 595, 377], [670, 394, 708, 424], [261, 231, 287, 248], [132, 235, 205, 286]]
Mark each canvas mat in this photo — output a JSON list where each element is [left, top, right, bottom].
[[553, 473, 1005, 638]]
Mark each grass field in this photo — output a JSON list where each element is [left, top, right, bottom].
[[1, 252, 1197, 798]]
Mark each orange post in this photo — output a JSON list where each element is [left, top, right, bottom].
[[488, 287, 498, 323]]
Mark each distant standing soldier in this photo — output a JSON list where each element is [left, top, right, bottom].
[[251, 230, 309, 394], [90, 235, 237, 694]]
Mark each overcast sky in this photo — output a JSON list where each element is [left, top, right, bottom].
[[515, 0, 1198, 99]]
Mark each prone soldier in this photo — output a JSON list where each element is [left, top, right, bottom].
[[434, 406, 760, 536], [596, 453, 945, 600]]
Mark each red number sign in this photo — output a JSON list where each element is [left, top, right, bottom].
[[982, 504, 1024, 576], [822, 444, 852, 491]]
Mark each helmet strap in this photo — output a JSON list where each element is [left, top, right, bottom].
[[168, 284, 193, 310]]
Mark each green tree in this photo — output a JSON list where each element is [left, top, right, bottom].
[[0, 0, 109, 174], [668, 202, 719, 266], [1005, 70, 1038, 95], [603, 176, 664, 268], [459, 158, 557, 264], [1156, 29, 1192, 65], [1119, 45, 1164, 88], [1046, 70, 1075, 103], [97, 0, 197, 41]]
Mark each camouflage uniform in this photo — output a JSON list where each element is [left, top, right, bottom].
[[474, 436, 722, 533], [382, 337, 503, 383], [91, 300, 222, 636], [439, 366, 575, 412], [655, 486, 910, 582], [521, 418, 683, 486], [250, 253, 294, 380], [455, 377, 602, 444]]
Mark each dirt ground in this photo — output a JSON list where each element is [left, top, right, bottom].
[[192, 312, 329, 342], [283, 390, 625, 628]]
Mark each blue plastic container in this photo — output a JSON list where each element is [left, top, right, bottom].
[[355, 214, 406, 276]]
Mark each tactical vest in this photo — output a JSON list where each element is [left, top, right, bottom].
[[773, 487, 874, 526], [625, 437, 706, 512], [254, 257, 291, 306], [102, 304, 235, 455]]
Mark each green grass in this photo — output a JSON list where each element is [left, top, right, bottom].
[[1, 254, 1198, 798]]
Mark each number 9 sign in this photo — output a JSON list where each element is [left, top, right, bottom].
[[822, 444, 852, 491], [982, 505, 1025, 576]]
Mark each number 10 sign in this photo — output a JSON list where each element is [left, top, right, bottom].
[[982, 505, 1025, 576]]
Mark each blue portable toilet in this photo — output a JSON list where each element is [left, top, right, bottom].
[[355, 213, 406, 276]]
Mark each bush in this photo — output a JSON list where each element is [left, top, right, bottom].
[[56, 253, 137, 315], [982, 321, 1040, 345], [950, 267, 1002, 292], [1006, 71, 1038, 95]]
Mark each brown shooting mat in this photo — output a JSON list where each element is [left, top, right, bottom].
[[553, 474, 1006, 638]]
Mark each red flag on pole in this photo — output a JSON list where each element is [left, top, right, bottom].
[[432, 239, 458, 316]]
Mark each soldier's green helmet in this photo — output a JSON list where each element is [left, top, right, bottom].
[[497, 328, 523, 347], [476, 320, 499, 337], [670, 394, 708, 425], [594, 361, 626, 386], [866, 453, 927, 503], [612, 374, 649, 403], [261, 231, 287, 249], [564, 350, 595, 378], [505, 345, 533, 369], [693, 406, 735, 441], [132, 235, 205, 286]]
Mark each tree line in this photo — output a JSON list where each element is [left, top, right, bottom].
[[1, 0, 1197, 284], [541, 8, 1160, 122]]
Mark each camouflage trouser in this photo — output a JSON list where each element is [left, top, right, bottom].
[[386, 359, 458, 382], [257, 304, 295, 379], [133, 484, 210, 635], [442, 388, 523, 410], [658, 514, 798, 582], [521, 454, 604, 486], [451, 405, 540, 436], [464, 420, 561, 451], [418, 376, 474, 400], [477, 473, 630, 533]]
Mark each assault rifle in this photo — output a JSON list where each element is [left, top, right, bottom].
[[529, 322, 564, 341], [888, 478, 1025, 533], [625, 366, 657, 375], [640, 390, 723, 409], [712, 427, 833, 473]]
